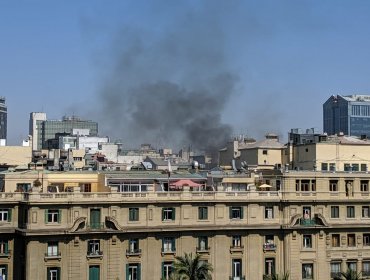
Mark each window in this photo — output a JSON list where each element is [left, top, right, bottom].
[[329, 163, 336, 172], [265, 258, 275, 276], [232, 259, 242, 279], [198, 236, 208, 251], [162, 262, 173, 280], [263, 150, 268, 155], [303, 207, 311, 219], [329, 180, 338, 192], [330, 262, 341, 279], [89, 265, 100, 280], [46, 210, 61, 223], [229, 207, 243, 220], [47, 267, 60, 280], [162, 237, 176, 253], [347, 261, 357, 271], [363, 261, 370, 277], [347, 206, 355, 218], [361, 164, 368, 172], [311, 180, 316, 192], [332, 234, 340, 247], [129, 208, 139, 221], [162, 208, 175, 221], [198, 207, 208, 220], [303, 235, 312, 248], [0, 209, 11, 222], [90, 209, 101, 229], [88, 240, 101, 255], [47, 242, 59, 257], [301, 180, 310, 191], [16, 183, 31, 192], [128, 239, 140, 254], [363, 206, 370, 218], [126, 263, 141, 280], [344, 163, 351, 171], [364, 234, 370, 246], [352, 164, 359, 172], [302, 263, 313, 279], [331, 206, 339, 218], [265, 206, 274, 219], [0, 265, 7, 280], [232, 236, 242, 248], [321, 163, 328, 171], [361, 181, 369, 192], [348, 234, 356, 247], [81, 183, 91, 192]]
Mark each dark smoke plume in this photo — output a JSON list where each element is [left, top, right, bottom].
[[98, 3, 238, 155]]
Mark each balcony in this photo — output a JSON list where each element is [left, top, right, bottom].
[[230, 246, 244, 254], [330, 272, 341, 279], [229, 276, 245, 280], [299, 218, 317, 226], [86, 223, 105, 230], [126, 248, 142, 257], [263, 243, 277, 252], [87, 250, 103, 259], [44, 252, 61, 261], [0, 250, 11, 259], [362, 270, 370, 277], [161, 249, 176, 256], [196, 246, 210, 254]]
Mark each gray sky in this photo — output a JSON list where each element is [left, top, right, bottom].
[[2, 1, 370, 149]]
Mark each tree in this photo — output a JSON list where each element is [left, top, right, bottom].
[[172, 252, 213, 280], [334, 269, 363, 280], [263, 272, 290, 280]]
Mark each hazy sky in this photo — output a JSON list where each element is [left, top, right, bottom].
[[2, 1, 370, 148]]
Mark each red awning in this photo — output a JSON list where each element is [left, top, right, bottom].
[[170, 179, 203, 188]]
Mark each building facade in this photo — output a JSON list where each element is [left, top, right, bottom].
[[0, 169, 370, 279], [323, 94, 370, 137]]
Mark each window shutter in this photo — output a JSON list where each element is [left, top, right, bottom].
[[162, 208, 165, 221], [205, 237, 208, 248], [58, 210, 61, 223], [137, 264, 141, 280], [172, 208, 176, 220], [240, 207, 244, 219], [45, 210, 48, 224], [7, 209, 11, 222], [162, 262, 164, 278], [126, 264, 129, 280], [4, 241, 8, 254], [136, 208, 139, 221], [172, 238, 176, 252], [57, 267, 61, 280], [47, 267, 51, 280], [229, 207, 232, 219], [161, 238, 164, 252]]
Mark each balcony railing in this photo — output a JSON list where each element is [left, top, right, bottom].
[[87, 250, 103, 258], [0, 250, 11, 258], [86, 223, 105, 230], [161, 249, 176, 256], [299, 218, 317, 226], [126, 248, 142, 256], [44, 252, 61, 260], [362, 270, 370, 277], [263, 243, 277, 251], [330, 272, 341, 279], [196, 246, 210, 253]]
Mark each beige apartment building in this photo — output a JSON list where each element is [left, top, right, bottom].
[[0, 169, 370, 279]]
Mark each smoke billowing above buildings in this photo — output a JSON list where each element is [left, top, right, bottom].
[[97, 2, 238, 154]]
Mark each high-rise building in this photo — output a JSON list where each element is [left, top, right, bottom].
[[323, 94, 370, 137], [29, 113, 98, 150], [0, 97, 7, 142]]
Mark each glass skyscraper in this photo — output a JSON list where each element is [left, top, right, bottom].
[[0, 98, 7, 141], [323, 95, 370, 137]]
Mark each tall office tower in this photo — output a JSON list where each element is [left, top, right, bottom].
[[0, 98, 7, 143], [323, 94, 370, 137], [29, 113, 99, 150], [29, 112, 47, 150]]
